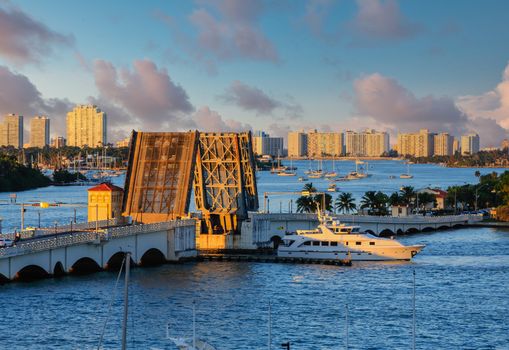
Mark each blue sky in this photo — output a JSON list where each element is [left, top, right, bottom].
[[1, 0, 509, 146]]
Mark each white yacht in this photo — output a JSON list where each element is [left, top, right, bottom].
[[278, 213, 425, 261]]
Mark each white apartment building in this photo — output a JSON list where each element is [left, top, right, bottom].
[[434, 133, 453, 156], [345, 129, 389, 156], [287, 131, 308, 157], [461, 133, 480, 155], [252, 131, 284, 157], [0, 114, 23, 148], [397, 129, 435, 157], [307, 131, 343, 157], [66, 105, 107, 147], [30, 116, 50, 148]]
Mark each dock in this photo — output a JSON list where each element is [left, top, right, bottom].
[[197, 253, 352, 266]]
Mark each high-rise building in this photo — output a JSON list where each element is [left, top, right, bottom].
[[51, 136, 66, 148], [252, 131, 284, 157], [287, 131, 308, 157], [30, 116, 50, 148], [307, 131, 343, 157], [434, 133, 453, 156], [66, 105, 107, 147], [453, 138, 460, 155], [461, 133, 480, 155], [0, 114, 23, 148], [345, 129, 389, 156], [397, 129, 435, 157]]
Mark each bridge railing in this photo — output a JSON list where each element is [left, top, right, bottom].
[[0, 231, 101, 258], [0, 218, 124, 241], [333, 214, 483, 224], [105, 219, 196, 239]]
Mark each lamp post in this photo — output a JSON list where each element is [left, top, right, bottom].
[[475, 184, 489, 212]]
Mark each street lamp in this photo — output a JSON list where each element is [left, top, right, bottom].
[[475, 184, 490, 212]]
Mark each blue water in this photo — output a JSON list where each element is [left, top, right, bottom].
[[1, 161, 509, 349], [1, 160, 507, 233]]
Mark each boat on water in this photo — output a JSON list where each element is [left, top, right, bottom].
[[400, 162, 414, 179], [278, 212, 425, 261], [278, 171, 296, 176], [327, 183, 338, 192], [298, 176, 308, 182]]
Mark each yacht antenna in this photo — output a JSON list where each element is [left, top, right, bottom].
[[412, 269, 416, 350], [345, 304, 349, 350], [121, 252, 130, 350], [268, 301, 272, 350]]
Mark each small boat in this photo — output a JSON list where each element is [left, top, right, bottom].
[[298, 177, 308, 182], [278, 212, 425, 261], [168, 304, 217, 350], [389, 175, 396, 179], [327, 184, 338, 192], [278, 171, 296, 176], [400, 162, 413, 179]]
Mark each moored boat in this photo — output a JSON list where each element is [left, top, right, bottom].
[[278, 212, 425, 261]]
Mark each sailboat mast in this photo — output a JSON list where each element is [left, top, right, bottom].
[[121, 252, 131, 350], [345, 304, 349, 350], [412, 269, 416, 350], [193, 301, 196, 349], [268, 302, 272, 350]]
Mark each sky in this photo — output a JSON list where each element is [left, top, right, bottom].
[[1, 0, 509, 147]]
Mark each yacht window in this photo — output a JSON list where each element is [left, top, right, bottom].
[[345, 242, 349, 246], [369, 242, 375, 246], [303, 241, 311, 246], [331, 242, 338, 247], [355, 242, 362, 245], [285, 240, 295, 247], [352, 228, 360, 233], [340, 229, 349, 233], [321, 241, 329, 246], [312, 241, 320, 246]]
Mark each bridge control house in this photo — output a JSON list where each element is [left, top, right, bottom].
[[87, 183, 124, 222]]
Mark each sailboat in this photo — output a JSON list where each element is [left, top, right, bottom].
[[400, 162, 414, 179], [277, 158, 296, 176], [308, 159, 323, 178], [324, 157, 338, 178], [168, 303, 217, 350]]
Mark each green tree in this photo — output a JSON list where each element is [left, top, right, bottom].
[[360, 191, 388, 215], [296, 183, 332, 213], [399, 186, 416, 206], [335, 192, 357, 214]]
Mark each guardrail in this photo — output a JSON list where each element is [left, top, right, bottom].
[[0, 219, 197, 258], [0, 231, 101, 258]]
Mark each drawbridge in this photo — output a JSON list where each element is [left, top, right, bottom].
[[122, 131, 258, 239]]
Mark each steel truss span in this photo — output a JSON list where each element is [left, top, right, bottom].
[[122, 131, 258, 234]]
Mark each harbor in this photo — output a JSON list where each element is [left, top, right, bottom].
[[1, 158, 509, 349]]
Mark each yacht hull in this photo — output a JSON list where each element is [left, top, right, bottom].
[[278, 245, 424, 261]]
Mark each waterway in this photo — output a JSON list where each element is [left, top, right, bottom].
[[0, 160, 508, 349]]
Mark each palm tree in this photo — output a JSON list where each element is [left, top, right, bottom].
[[475, 170, 481, 183], [296, 196, 314, 213], [389, 192, 403, 206], [360, 191, 377, 214], [335, 192, 357, 214], [399, 186, 416, 206], [374, 191, 389, 215], [297, 183, 318, 213]]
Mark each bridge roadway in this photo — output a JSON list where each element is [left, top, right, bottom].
[[0, 219, 196, 281]]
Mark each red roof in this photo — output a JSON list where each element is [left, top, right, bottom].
[[430, 188, 448, 198], [88, 182, 124, 192]]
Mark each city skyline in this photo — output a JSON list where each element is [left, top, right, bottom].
[[1, 1, 509, 146]]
